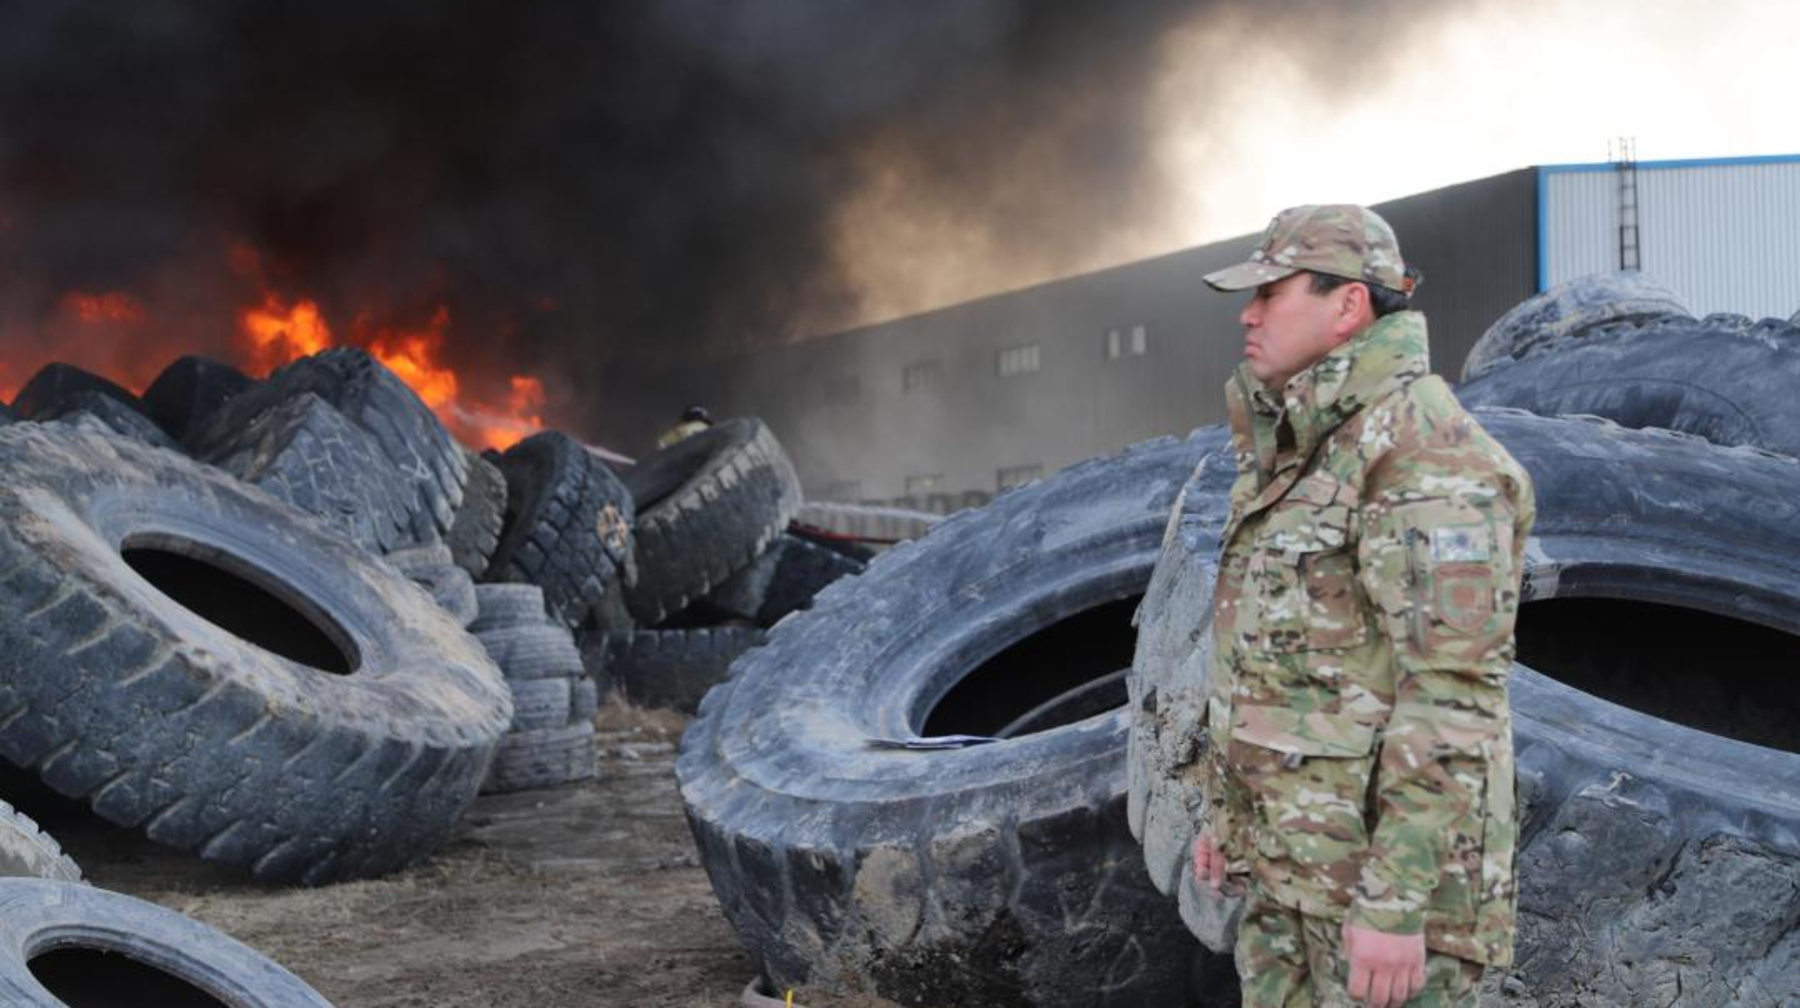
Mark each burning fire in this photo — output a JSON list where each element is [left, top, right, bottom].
[[241, 294, 332, 376], [234, 293, 543, 451], [63, 291, 147, 325]]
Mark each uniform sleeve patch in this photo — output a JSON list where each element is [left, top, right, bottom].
[[1433, 563, 1497, 633], [1430, 525, 1491, 563]]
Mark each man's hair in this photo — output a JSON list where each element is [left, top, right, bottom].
[[1306, 267, 1421, 318]]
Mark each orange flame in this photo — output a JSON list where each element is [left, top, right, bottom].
[[232, 283, 543, 451], [63, 291, 146, 324], [241, 294, 332, 376]]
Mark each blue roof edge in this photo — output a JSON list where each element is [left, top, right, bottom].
[[1538, 152, 1800, 174]]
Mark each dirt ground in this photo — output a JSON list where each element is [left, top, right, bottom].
[[26, 701, 779, 1008]]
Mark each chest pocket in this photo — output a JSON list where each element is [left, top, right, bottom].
[[1252, 500, 1368, 653]]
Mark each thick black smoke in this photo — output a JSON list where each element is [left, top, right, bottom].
[[0, 0, 1418, 439]]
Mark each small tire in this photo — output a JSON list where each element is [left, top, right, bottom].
[[624, 418, 803, 625], [1461, 271, 1692, 382], [141, 355, 256, 443], [0, 878, 331, 1006], [0, 800, 80, 882], [387, 546, 479, 628], [605, 627, 767, 713], [470, 583, 551, 632], [448, 449, 506, 580], [475, 623, 583, 681], [0, 424, 512, 884], [508, 678, 574, 732], [488, 431, 635, 631], [482, 722, 597, 794]]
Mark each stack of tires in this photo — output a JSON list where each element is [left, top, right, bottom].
[[585, 417, 868, 714], [469, 584, 600, 793]]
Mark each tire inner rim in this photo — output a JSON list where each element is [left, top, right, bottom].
[[921, 595, 1139, 739], [28, 947, 230, 1008], [121, 533, 359, 676]]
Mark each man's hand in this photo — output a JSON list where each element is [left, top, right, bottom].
[[1191, 832, 1225, 889], [1341, 921, 1426, 1007]]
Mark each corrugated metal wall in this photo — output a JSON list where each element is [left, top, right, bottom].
[[1543, 157, 1800, 319]]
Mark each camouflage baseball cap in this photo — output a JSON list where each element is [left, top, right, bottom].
[[1203, 204, 1413, 293]]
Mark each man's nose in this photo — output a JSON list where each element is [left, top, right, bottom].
[[1239, 298, 1258, 328]]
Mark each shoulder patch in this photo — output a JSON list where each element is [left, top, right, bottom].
[[1431, 525, 1491, 563]]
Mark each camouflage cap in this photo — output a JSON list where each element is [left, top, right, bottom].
[[1204, 204, 1413, 293]]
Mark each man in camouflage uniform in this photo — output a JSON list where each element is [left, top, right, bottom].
[[1187, 205, 1535, 1007]]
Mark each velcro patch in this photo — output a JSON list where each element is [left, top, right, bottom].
[[1430, 525, 1491, 563]]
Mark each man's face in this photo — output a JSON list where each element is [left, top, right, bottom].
[[1238, 272, 1345, 390]]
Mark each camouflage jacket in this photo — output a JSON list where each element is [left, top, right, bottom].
[[1200, 310, 1534, 966]]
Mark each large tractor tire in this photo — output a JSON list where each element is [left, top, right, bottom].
[[189, 347, 466, 544], [448, 448, 506, 579], [1128, 410, 1800, 1005], [1456, 313, 1800, 458], [9, 363, 140, 421], [624, 418, 802, 625], [190, 392, 419, 554], [0, 424, 512, 885], [698, 533, 866, 627], [43, 390, 184, 453], [1461, 272, 1693, 382], [141, 355, 256, 442], [487, 431, 634, 631], [679, 432, 1221, 1008], [602, 626, 766, 713]]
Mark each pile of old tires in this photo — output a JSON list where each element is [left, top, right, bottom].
[[678, 272, 1800, 1007], [0, 348, 865, 1003]]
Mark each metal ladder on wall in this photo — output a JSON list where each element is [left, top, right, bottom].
[[1611, 136, 1640, 272]]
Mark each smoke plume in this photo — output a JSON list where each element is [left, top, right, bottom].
[[0, 0, 1446, 442]]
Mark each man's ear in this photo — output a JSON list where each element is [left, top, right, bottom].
[[1331, 282, 1373, 341]]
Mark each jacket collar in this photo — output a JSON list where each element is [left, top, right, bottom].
[[1226, 310, 1431, 481]]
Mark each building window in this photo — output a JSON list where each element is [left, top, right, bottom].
[[1105, 324, 1148, 360], [997, 463, 1044, 491], [825, 374, 860, 406], [905, 474, 942, 495], [996, 342, 1040, 378], [903, 359, 942, 393]]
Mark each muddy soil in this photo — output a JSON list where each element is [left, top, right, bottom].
[[16, 701, 792, 1008]]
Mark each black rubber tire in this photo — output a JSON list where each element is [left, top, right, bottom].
[[474, 623, 583, 681], [1455, 313, 1800, 458], [43, 390, 184, 453], [448, 448, 507, 580], [9, 363, 140, 421], [604, 626, 767, 714], [487, 430, 635, 631], [624, 418, 803, 625], [386, 545, 479, 627], [0, 800, 81, 881], [1461, 271, 1692, 382], [0, 878, 332, 1006], [678, 433, 1213, 1008], [192, 347, 467, 543], [0, 423, 512, 885], [1129, 411, 1800, 1003], [469, 583, 551, 632], [190, 391, 419, 554], [699, 533, 866, 627], [507, 677, 574, 731], [481, 722, 597, 794], [141, 355, 256, 442]]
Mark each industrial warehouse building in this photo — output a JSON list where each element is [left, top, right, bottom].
[[617, 154, 1800, 506]]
